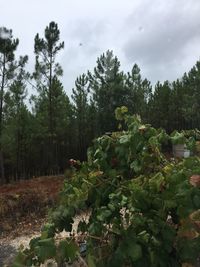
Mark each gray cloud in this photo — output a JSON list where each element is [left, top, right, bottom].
[[122, 0, 200, 83], [1, 0, 200, 93]]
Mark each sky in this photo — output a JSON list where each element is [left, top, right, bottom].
[[1, 0, 200, 95]]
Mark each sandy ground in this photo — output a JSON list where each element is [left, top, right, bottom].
[[0, 213, 89, 267], [0, 233, 40, 266]]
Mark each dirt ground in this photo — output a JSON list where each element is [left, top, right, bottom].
[[0, 176, 65, 266], [0, 176, 64, 236]]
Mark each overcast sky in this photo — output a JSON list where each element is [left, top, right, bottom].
[[1, 0, 200, 95]]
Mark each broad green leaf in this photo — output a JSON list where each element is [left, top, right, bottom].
[[36, 238, 56, 263], [130, 160, 141, 173], [12, 251, 27, 267], [127, 243, 142, 262], [57, 240, 79, 262], [119, 135, 130, 144]]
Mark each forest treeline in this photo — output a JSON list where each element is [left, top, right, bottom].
[[0, 21, 200, 183]]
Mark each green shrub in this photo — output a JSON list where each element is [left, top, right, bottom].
[[13, 108, 200, 267]]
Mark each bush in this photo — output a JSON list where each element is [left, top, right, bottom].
[[13, 108, 200, 267]]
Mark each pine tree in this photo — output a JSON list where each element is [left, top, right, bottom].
[[125, 64, 151, 120], [32, 78, 72, 174], [88, 50, 126, 134], [71, 73, 90, 160], [0, 27, 28, 183], [3, 78, 31, 180], [169, 79, 186, 131], [32, 21, 65, 172], [182, 61, 200, 129], [149, 81, 171, 132]]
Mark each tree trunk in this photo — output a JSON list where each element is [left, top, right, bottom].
[[48, 53, 53, 173], [0, 150, 5, 184], [0, 54, 5, 184]]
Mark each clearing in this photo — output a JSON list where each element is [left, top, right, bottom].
[[0, 176, 65, 266]]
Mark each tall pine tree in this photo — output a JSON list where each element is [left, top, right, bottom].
[[0, 27, 28, 183], [32, 21, 65, 172]]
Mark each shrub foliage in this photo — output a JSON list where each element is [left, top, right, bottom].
[[13, 107, 200, 267]]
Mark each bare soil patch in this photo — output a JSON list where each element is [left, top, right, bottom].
[[0, 175, 64, 238], [0, 176, 65, 266]]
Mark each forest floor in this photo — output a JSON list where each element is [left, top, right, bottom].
[[0, 175, 65, 266]]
